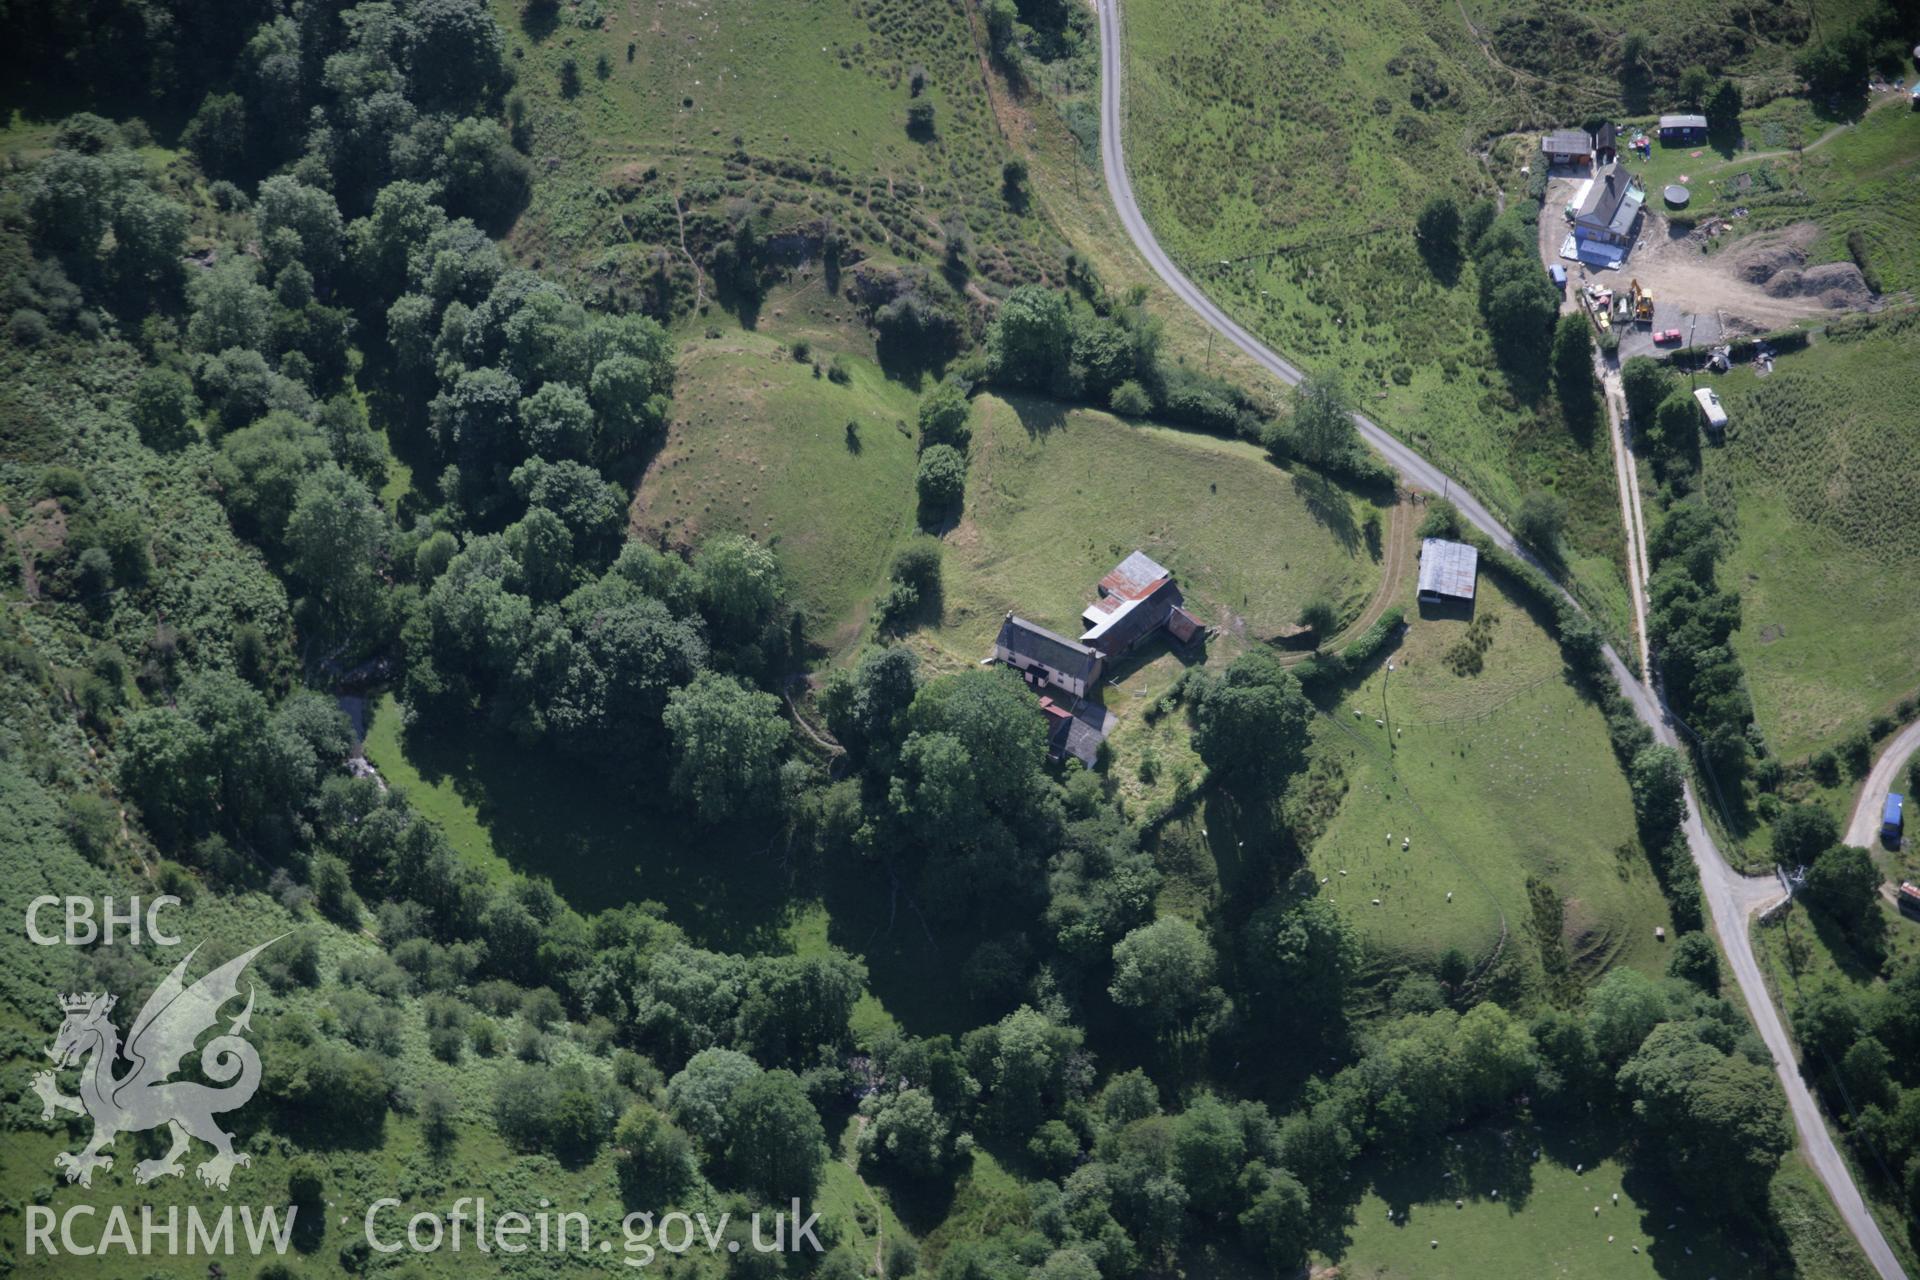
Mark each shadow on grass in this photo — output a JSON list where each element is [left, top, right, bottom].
[[817, 851, 988, 1041], [1097, 630, 1207, 687], [395, 720, 794, 951], [1318, 1113, 1781, 1278], [1006, 393, 1071, 439], [1292, 470, 1361, 554], [1801, 900, 1887, 983]]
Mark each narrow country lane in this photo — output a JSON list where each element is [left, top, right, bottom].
[[1092, 2, 1906, 1275], [1848, 721, 1920, 850]]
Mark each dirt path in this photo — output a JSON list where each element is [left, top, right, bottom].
[[1279, 490, 1413, 665], [1723, 92, 1905, 168], [0, 503, 38, 600], [1452, 0, 1616, 111], [846, 1116, 887, 1277], [672, 196, 706, 309], [1598, 368, 1651, 675]]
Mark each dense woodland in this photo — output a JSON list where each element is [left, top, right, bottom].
[[6, 0, 1920, 1277]]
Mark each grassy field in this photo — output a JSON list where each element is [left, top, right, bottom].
[[632, 312, 923, 655], [489, 0, 1061, 300], [1328, 1136, 1866, 1274], [1117, 0, 1633, 641], [1306, 564, 1671, 995], [919, 392, 1385, 666], [1698, 309, 1920, 760], [1327, 1133, 1875, 1280]]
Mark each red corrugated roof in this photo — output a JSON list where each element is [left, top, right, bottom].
[[1099, 551, 1173, 602]]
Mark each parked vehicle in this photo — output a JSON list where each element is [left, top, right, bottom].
[[1693, 386, 1729, 433], [1885, 792, 1905, 846], [1654, 328, 1682, 344]]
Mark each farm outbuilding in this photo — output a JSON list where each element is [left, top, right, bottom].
[[1079, 550, 1203, 655], [1658, 113, 1708, 143], [1037, 697, 1102, 768], [1417, 538, 1479, 605], [1543, 128, 1594, 166], [1080, 550, 1185, 655], [1594, 121, 1619, 163]]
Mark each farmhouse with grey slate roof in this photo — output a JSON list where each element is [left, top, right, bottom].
[[993, 551, 1206, 765], [995, 614, 1103, 697], [1573, 164, 1645, 247]]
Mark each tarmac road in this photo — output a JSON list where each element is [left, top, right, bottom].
[[1094, 3, 1907, 1274], [1847, 721, 1920, 851]]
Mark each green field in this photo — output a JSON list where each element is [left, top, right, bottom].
[[1325, 1130, 1870, 1280], [921, 392, 1385, 666], [632, 315, 923, 655], [1309, 566, 1672, 994], [489, 0, 1060, 297], [1118, 0, 1632, 640], [1700, 310, 1920, 760]]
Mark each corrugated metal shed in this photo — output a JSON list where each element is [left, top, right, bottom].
[[1417, 538, 1479, 603], [1544, 128, 1592, 156], [1098, 550, 1173, 602], [1658, 114, 1708, 131], [1081, 577, 1182, 652]]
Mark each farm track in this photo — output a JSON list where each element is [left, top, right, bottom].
[[1599, 368, 1652, 675], [1276, 493, 1412, 666], [1847, 719, 1920, 850], [1095, 3, 1906, 1275]]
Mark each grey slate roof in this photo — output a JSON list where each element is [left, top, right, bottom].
[[997, 614, 1102, 683], [1544, 128, 1592, 154], [1417, 538, 1479, 601], [1575, 165, 1643, 237], [1061, 716, 1104, 767]]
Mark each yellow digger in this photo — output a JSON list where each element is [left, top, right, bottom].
[[1629, 278, 1653, 324]]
